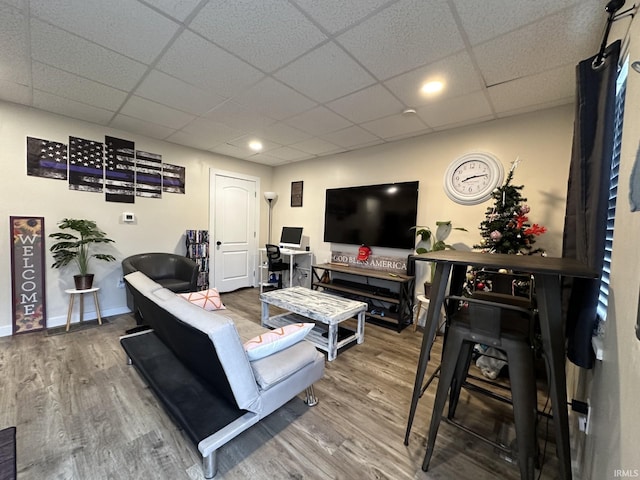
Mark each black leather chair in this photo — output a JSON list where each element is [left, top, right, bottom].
[[122, 253, 199, 318], [265, 244, 289, 289]]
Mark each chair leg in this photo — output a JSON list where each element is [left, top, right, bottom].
[[203, 450, 218, 479], [422, 329, 465, 471], [305, 385, 319, 406], [447, 341, 474, 419], [504, 340, 537, 480]]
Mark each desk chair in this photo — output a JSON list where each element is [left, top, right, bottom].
[[265, 244, 290, 289], [422, 291, 538, 480]]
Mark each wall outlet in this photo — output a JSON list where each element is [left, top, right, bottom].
[[117, 278, 125, 289]]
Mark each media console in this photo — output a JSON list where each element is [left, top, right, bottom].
[[311, 263, 414, 332]]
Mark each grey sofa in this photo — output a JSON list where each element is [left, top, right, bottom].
[[120, 271, 325, 478], [122, 253, 199, 315]]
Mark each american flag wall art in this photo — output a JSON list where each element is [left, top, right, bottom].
[[105, 136, 135, 203], [26, 137, 68, 180], [68, 136, 104, 193]]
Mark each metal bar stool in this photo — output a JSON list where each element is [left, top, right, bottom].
[[422, 291, 538, 480]]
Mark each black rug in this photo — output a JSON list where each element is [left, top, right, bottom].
[[0, 426, 16, 480], [45, 317, 111, 336]]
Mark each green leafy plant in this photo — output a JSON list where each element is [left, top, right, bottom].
[[412, 221, 467, 283], [49, 218, 116, 275]]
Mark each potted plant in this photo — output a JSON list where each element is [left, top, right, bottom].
[[412, 221, 467, 297], [49, 218, 116, 289]]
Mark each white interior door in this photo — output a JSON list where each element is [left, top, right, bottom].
[[211, 172, 257, 292]]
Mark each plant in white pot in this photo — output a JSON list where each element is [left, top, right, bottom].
[[412, 221, 467, 297], [49, 218, 116, 289]]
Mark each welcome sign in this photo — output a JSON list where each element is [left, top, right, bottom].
[[10, 216, 46, 333]]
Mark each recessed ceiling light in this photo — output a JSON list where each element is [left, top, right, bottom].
[[421, 81, 444, 95], [402, 108, 417, 115], [249, 140, 263, 152]]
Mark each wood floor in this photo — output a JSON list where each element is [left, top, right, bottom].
[[0, 287, 563, 479]]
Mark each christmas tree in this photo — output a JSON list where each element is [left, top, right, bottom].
[[473, 159, 546, 255]]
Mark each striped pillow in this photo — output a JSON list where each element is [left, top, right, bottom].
[[244, 323, 314, 361]]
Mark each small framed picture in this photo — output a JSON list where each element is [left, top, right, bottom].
[[291, 181, 303, 207]]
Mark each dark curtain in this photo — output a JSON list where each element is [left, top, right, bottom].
[[562, 40, 620, 369]]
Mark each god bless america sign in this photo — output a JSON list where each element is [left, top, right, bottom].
[[10, 217, 47, 333]]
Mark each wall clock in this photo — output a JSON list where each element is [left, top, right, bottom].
[[443, 152, 504, 205]]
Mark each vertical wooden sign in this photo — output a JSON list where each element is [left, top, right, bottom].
[[10, 216, 47, 333]]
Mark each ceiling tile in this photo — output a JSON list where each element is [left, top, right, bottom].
[[204, 100, 275, 132], [274, 42, 376, 103], [261, 146, 313, 162], [0, 78, 31, 104], [284, 106, 352, 135], [474, 3, 602, 86], [252, 122, 312, 145], [181, 118, 245, 144], [119, 95, 196, 129], [384, 51, 484, 106], [33, 90, 114, 125], [0, 4, 30, 84], [0, 0, 27, 11], [227, 135, 281, 154], [417, 91, 494, 129], [336, 0, 464, 80], [142, 0, 202, 21], [291, 0, 394, 34], [157, 29, 264, 97], [32, 62, 127, 111], [165, 130, 219, 151], [233, 77, 317, 120], [30, 0, 180, 64], [110, 113, 176, 139], [361, 113, 430, 139], [487, 64, 575, 114], [244, 152, 290, 166], [30, 18, 147, 90], [321, 125, 382, 148], [135, 70, 227, 115], [208, 142, 254, 159], [190, 0, 326, 73], [453, 0, 581, 45], [291, 137, 343, 155], [326, 84, 404, 123]]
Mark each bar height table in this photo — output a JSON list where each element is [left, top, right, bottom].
[[404, 250, 598, 480]]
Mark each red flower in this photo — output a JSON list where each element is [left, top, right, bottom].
[[524, 224, 546, 236]]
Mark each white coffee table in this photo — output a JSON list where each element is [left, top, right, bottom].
[[260, 286, 367, 361]]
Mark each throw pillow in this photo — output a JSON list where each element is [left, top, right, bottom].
[[179, 288, 226, 311], [244, 323, 315, 361]]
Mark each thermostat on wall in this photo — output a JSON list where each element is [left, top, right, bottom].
[[122, 212, 135, 223]]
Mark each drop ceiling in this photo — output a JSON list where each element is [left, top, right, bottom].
[[0, 0, 616, 166]]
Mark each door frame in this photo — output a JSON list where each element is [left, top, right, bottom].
[[209, 168, 261, 288]]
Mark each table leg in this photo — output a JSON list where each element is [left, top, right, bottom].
[[405, 262, 452, 445], [79, 293, 84, 324], [261, 301, 269, 327], [66, 293, 75, 332], [92, 291, 102, 326], [536, 274, 572, 480], [327, 323, 338, 361], [356, 311, 365, 344]]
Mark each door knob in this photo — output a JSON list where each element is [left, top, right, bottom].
[[216, 241, 222, 246]]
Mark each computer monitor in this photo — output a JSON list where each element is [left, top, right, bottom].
[[279, 227, 303, 249]]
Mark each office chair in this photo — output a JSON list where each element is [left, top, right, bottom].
[[265, 244, 290, 289]]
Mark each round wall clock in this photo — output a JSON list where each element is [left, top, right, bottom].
[[443, 152, 504, 205]]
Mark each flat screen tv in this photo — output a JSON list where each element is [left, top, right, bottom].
[[323, 181, 419, 249]]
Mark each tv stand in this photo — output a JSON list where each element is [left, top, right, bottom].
[[311, 263, 414, 332]]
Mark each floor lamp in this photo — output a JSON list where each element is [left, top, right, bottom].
[[264, 191, 277, 243]]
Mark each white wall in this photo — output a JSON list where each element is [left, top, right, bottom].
[[270, 105, 574, 267], [581, 14, 640, 479], [0, 101, 273, 335]]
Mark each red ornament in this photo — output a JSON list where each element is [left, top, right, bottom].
[[476, 282, 485, 290]]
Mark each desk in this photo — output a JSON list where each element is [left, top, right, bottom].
[[258, 248, 312, 293], [404, 250, 597, 480], [65, 287, 102, 332]]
